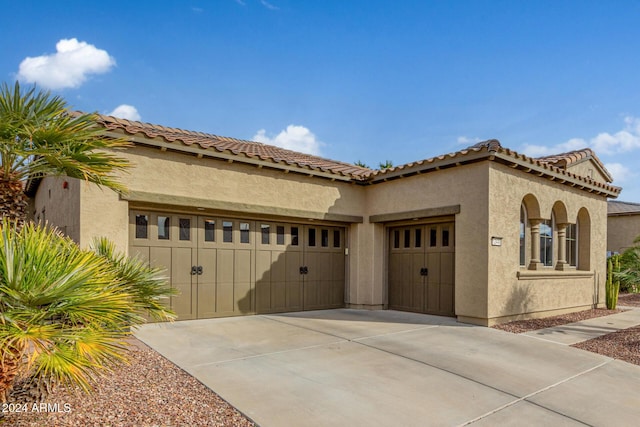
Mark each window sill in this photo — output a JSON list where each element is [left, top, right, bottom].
[[517, 269, 594, 280]]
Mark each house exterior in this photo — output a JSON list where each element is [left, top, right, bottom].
[[607, 200, 640, 254], [29, 115, 621, 326]]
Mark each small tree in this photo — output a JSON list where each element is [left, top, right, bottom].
[[0, 221, 175, 402], [354, 160, 370, 168], [0, 81, 130, 223], [615, 237, 640, 293]]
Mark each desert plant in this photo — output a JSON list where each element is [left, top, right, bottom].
[[606, 254, 621, 309], [0, 220, 174, 402], [378, 160, 394, 169], [0, 81, 130, 223], [615, 238, 640, 293]]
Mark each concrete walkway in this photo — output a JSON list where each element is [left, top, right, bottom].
[[134, 309, 640, 427], [524, 307, 640, 345]]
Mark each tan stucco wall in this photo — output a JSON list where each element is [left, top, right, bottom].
[[608, 214, 640, 254], [79, 182, 128, 251], [31, 142, 610, 325], [122, 146, 366, 217], [566, 159, 610, 184], [484, 162, 607, 325], [363, 162, 491, 320], [32, 176, 81, 243]]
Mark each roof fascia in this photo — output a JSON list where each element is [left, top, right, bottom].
[[493, 151, 620, 197], [105, 131, 355, 183], [366, 150, 492, 184]]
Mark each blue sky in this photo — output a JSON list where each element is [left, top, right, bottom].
[[2, 0, 640, 200]]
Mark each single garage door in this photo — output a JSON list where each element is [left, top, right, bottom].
[[129, 210, 346, 320], [388, 222, 455, 316]]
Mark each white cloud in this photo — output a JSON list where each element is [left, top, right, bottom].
[[253, 125, 323, 155], [108, 104, 141, 121], [260, 0, 279, 10], [605, 162, 633, 184], [17, 38, 116, 90], [457, 136, 482, 145], [521, 116, 640, 157]]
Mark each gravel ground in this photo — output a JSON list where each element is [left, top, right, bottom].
[[5, 295, 640, 426], [3, 339, 256, 427]]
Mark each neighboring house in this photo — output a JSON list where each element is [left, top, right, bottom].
[[607, 200, 640, 254], [29, 116, 621, 326]]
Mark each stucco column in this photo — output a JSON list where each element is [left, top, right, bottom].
[[528, 219, 543, 270], [556, 223, 569, 271]]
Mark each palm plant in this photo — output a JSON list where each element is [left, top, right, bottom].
[[0, 81, 130, 223], [378, 160, 394, 169], [615, 237, 640, 293], [0, 221, 175, 402]]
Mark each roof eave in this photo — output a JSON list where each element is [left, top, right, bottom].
[[106, 130, 360, 183], [493, 151, 621, 198]]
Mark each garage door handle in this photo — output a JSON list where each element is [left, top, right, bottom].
[[420, 267, 428, 276], [299, 266, 309, 275], [191, 266, 198, 275], [197, 266, 203, 275]]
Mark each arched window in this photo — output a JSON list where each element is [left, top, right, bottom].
[[519, 205, 527, 266], [577, 208, 591, 270], [566, 223, 578, 267], [540, 216, 553, 267]]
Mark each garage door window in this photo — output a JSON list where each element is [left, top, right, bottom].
[[204, 220, 215, 242], [158, 216, 170, 240], [333, 230, 341, 248], [179, 218, 191, 241], [223, 221, 233, 242], [240, 222, 250, 243], [261, 224, 270, 244], [277, 226, 285, 245], [308, 228, 316, 246], [442, 226, 450, 247], [291, 227, 299, 246], [415, 229, 422, 248], [135, 215, 148, 239], [321, 229, 329, 247]]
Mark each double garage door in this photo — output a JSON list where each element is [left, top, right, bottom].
[[388, 222, 455, 316], [129, 210, 345, 320]]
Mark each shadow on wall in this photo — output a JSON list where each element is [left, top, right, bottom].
[[501, 284, 532, 320], [236, 194, 348, 316]]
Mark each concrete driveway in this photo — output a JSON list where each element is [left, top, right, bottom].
[[134, 309, 640, 427]]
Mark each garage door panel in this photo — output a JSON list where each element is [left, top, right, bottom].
[[255, 251, 273, 313], [130, 246, 150, 264], [170, 247, 195, 320], [440, 283, 454, 315], [271, 281, 287, 310], [441, 252, 454, 285], [216, 283, 235, 314], [234, 250, 253, 284], [389, 223, 455, 316], [235, 282, 253, 313], [197, 248, 217, 319], [132, 213, 344, 319]]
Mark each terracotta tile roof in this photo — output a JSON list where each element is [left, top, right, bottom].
[[94, 114, 372, 179], [366, 139, 503, 179], [369, 139, 620, 196], [608, 200, 640, 215], [90, 114, 620, 197], [536, 148, 613, 183]]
